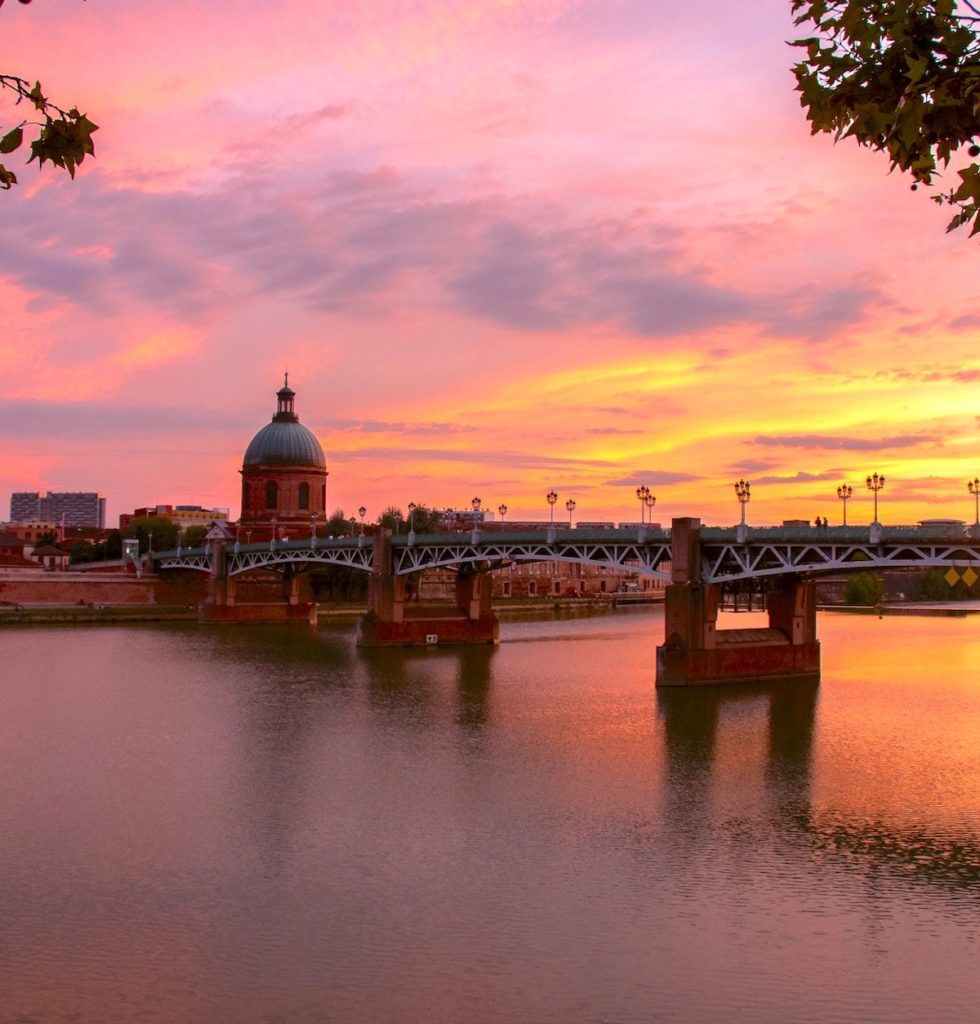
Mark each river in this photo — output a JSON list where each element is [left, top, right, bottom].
[[1, 608, 978, 1023]]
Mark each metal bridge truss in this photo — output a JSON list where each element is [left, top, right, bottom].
[[226, 543, 373, 577], [154, 539, 375, 577], [700, 538, 980, 584], [391, 534, 673, 579], [156, 551, 212, 572], [152, 532, 673, 579], [152, 530, 980, 585]]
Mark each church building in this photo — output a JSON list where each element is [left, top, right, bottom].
[[239, 378, 327, 540]]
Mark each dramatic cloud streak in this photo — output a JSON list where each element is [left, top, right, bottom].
[[1, 0, 977, 525]]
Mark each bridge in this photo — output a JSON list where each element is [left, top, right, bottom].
[[156, 521, 980, 582], [151, 518, 980, 687]]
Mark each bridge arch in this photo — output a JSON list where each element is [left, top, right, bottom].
[[699, 537, 980, 584], [389, 532, 673, 580]]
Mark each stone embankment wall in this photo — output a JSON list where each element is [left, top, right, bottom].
[[0, 571, 157, 606], [0, 569, 209, 608]]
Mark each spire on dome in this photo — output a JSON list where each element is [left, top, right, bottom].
[[274, 375, 297, 422]]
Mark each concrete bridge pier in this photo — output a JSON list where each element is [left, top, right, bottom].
[[198, 530, 316, 624], [358, 531, 498, 647], [656, 517, 820, 687]]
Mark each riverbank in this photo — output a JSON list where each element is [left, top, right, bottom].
[[0, 593, 663, 626], [7, 595, 979, 626], [822, 601, 980, 617], [0, 604, 199, 625]]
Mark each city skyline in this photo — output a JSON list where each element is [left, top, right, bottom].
[[2, 1, 978, 527]]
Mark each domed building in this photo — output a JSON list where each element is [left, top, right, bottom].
[[240, 377, 327, 538]]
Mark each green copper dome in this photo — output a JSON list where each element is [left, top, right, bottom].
[[243, 379, 326, 469]]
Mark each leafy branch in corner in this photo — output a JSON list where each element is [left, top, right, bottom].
[[1, 0, 97, 190], [790, 1, 980, 236]]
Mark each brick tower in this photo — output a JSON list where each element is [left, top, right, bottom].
[[239, 377, 327, 540]]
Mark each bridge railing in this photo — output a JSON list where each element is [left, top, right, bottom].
[[700, 525, 973, 542], [388, 527, 670, 545]]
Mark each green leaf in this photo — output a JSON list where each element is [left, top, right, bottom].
[[0, 126, 23, 154], [905, 55, 928, 84], [27, 81, 46, 113]]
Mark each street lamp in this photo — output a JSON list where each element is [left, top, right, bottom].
[[636, 485, 650, 525], [734, 480, 751, 526], [358, 506, 366, 534], [565, 498, 576, 527], [866, 472, 885, 524], [837, 483, 853, 526], [271, 516, 278, 543], [310, 513, 318, 545], [546, 489, 558, 523], [969, 477, 979, 527], [471, 496, 482, 514], [349, 515, 357, 536], [644, 492, 656, 524], [498, 503, 508, 522], [408, 501, 417, 533]]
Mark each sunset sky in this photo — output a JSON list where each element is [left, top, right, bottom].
[[2, 0, 978, 529]]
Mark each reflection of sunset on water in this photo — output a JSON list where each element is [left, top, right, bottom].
[[1, 606, 978, 1021]]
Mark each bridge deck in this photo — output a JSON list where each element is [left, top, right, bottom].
[[151, 525, 980, 584]]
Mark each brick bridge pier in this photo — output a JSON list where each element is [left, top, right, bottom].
[[358, 530, 498, 647], [656, 518, 820, 687]]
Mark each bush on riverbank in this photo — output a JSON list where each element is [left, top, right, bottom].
[[844, 572, 884, 606]]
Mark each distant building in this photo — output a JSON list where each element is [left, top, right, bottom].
[[0, 531, 36, 569], [119, 504, 230, 531], [492, 560, 665, 598], [0, 520, 59, 544], [10, 491, 106, 528], [443, 509, 487, 530], [0, 532, 28, 557], [29, 544, 70, 571]]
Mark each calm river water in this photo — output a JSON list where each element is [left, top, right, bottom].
[[1, 608, 978, 1024]]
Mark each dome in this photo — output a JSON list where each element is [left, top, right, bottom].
[[243, 420, 326, 468], [242, 378, 326, 469]]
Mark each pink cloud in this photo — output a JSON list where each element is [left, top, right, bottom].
[[1, 1, 977, 526]]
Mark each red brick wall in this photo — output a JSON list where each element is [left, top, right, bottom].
[[0, 572, 157, 606], [240, 465, 327, 533]]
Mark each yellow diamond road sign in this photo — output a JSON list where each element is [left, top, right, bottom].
[[945, 568, 960, 587], [963, 567, 978, 588]]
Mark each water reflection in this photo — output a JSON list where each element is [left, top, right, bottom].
[[3, 615, 979, 1024], [453, 645, 495, 731], [359, 643, 496, 733], [657, 679, 980, 896], [766, 682, 819, 801], [798, 812, 980, 892]]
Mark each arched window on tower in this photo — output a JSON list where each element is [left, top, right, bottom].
[[298, 482, 310, 511], [321, 484, 326, 510], [243, 481, 251, 510], [265, 481, 278, 510]]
